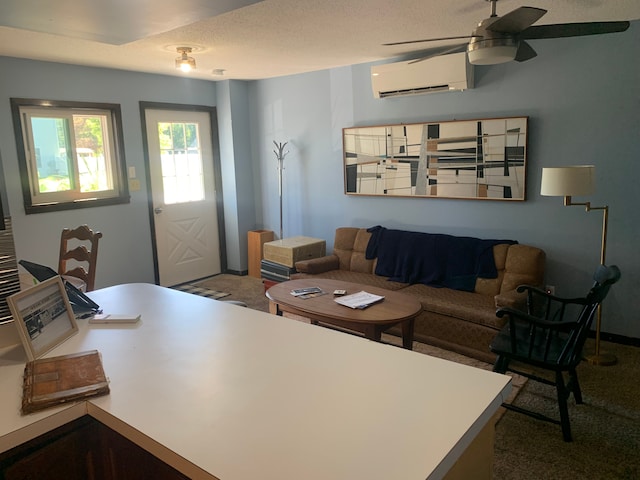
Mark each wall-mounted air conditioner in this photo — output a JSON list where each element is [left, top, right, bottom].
[[371, 52, 473, 99]]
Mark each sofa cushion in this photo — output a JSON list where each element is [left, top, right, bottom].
[[400, 283, 506, 330], [349, 229, 375, 273], [474, 243, 509, 296], [500, 244, 546, 293]]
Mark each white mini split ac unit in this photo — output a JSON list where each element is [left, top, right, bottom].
[[371, 52, 474, 99]]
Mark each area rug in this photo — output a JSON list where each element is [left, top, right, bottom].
[[172, 284, 230, 300]]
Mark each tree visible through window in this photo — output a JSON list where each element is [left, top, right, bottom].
[[11, 98, 129, 214]]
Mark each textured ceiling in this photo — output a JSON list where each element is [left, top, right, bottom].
[[0, 0, 638, 82]]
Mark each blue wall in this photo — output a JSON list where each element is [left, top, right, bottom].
[[0, 59, 221, 287], [249, 22, 640, 338]]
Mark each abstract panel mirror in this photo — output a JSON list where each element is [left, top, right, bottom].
[[343, 116, 528, 201]]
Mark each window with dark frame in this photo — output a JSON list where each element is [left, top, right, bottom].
[[10, 98, 130, 214]]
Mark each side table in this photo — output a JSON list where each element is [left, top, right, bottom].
[[247, 230, 274, 278]]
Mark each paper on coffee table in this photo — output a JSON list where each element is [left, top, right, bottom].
[[334, 291, 384, 309]]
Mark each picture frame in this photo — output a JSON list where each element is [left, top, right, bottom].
[[343, 116, 528, 201], [8, 276, 78, 361]]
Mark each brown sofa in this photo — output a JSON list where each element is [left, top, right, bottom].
[[292, 227, 546, 363]]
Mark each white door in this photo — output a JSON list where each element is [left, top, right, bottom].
[[145, 109, 221, 286]]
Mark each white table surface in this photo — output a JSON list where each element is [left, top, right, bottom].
[[0, 283, 511, 480]]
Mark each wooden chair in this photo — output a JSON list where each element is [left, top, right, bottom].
[[490, 264, 621, 441], [58, 225, 103, 292]]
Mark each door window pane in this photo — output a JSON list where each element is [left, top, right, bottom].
[[157, 122, 205, 205]]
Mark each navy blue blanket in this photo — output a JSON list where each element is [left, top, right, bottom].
[[365, 226, 517, 291]]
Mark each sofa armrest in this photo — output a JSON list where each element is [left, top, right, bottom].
[[295, 255, 340, 274], [494, 288, 527, 310]]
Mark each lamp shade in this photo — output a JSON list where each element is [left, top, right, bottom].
[[540, 165, 596, 197]]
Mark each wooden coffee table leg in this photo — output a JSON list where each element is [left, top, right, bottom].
[[269, 301, 282, 316], [401, 318, 415, 350], [363, 324, 383, 343]]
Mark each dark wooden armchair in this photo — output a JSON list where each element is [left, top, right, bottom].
[[58, 225, 103, 292], [490, 264, 621, 441]]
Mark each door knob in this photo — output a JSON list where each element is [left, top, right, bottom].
[[154, 207, 163, 214]]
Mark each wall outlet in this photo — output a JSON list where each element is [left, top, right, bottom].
[[546, 285, 555, 295], [128, 179, 141, 191]]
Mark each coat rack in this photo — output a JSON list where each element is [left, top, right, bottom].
[[273, 141, 289, 239]]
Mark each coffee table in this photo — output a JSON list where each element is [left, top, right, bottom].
[[266, 278, 422, 349]]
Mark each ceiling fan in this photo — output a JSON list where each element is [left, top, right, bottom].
[[384, 0, 630, 65]]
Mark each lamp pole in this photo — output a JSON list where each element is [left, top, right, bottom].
[[586, 204, 616, 366], [563, 196, 616, 366]]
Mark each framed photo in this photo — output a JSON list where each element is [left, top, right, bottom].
[[8, 276, 78, 361]]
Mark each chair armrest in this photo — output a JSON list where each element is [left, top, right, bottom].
[[496, 307, 578, 331], [495, 289, 527, 310], [516, 284, 588, 305], [295, 255, 340, 274]]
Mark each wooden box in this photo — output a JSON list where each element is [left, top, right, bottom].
[[247, 230, 274, 278], [263, 236, 326, 268]]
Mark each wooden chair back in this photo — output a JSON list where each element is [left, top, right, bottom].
[[58, 225, 103, 292]]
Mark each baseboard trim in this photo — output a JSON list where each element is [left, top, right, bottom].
[[224, 269, 248, 276], [590, 331, 640, 347]]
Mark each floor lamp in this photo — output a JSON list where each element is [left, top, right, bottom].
[[540, 165, 616, 366]]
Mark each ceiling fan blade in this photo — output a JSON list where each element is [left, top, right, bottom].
[[408, 44, 468, 64], [520, 21, 630, 40], [383, 35, 477, 46], [487, 6, 547, 34], [514, 41, 537, 62]]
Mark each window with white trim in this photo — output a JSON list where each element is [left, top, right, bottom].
[[11, 98, 129, 213]]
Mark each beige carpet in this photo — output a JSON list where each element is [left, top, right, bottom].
[[197, 273, 270, 311], [196, 274, 640, 479]]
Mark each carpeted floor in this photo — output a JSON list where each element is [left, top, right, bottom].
[[196, 274, 270, 311], [195, 273, 640, 480]]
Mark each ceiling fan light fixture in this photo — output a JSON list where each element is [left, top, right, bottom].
[[175, 47, 196, 72], [467, 38, 518, 65]]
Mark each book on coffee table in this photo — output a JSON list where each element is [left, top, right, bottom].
[[334, 291, 384, 309], [21, 350, 110, 414]]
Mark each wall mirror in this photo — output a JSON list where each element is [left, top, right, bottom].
[[343, 116, 528, 201]]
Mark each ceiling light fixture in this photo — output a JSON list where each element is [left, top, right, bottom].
[[175, 47, 196, 72], [467, 37, 518, 65]]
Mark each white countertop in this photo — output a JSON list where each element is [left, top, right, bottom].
[[0, 283, 511, 479]]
